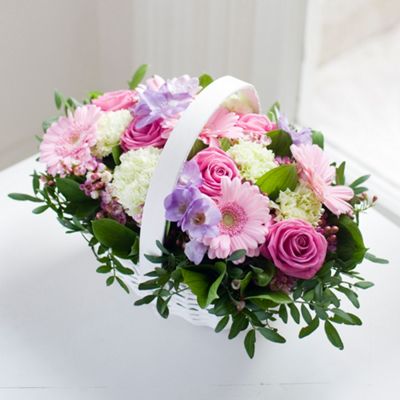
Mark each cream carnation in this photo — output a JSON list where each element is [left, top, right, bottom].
[[227, 140, 277, 182], [111, 147, 161, 222], [274, 183, 323, 226], [94, 110, 133, 157]]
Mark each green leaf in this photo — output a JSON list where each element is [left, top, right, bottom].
[[336, 286, 360, 308], [32, 172, 40, 194], [251, 263, 275, 287], [279, 304, 288, 323], [240, 272, 253, 296], [128, 64, 148, 89], [92, 218, 137, 258], [112, 145, 122, 165], [227, 249, 246, 262], [96, 265, 112, 274], [244, 330, 256, 359], [336, 215, 367, 269], [55, 177, 88, 202], [32, 204, 49, 214], [215, 315, 230, 333], [266, 101, 280, 122], [138, 279, 160, 290], [42, 116, 59, 132], [220, 137, 231, 151], [266, 130, 292, 157], [301, 304, 312, 324], [199, 73, 213, 88], [156, 296, 169, 318], [116, 277, 130, 293], [106, 276, 115, 286], [354, 281, 374, 289], [187, 139, 207, 160], [8, 193, 43, 202], [258, 327, 286, 343], [336, 162, 346, 185], [299, 317, 320, 338], [364, 253, 389, 264], [134, 295, 156, 306], [350, 174, 370, 189], [156, 240, 170, 255], [181, 262, 226, 309], [228, 313, 248, 339], [311, 130, 324, 149], [256, 164, 298, 200], [246, 291, 292, 304], [324, 320, 344, 350], [54, 90, 63, 109], [288, 303, 300, 324], [332, 308, 355, 324], [353, 186, 368, 195]]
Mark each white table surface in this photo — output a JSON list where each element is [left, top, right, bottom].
[[1, 156, 399, 400]]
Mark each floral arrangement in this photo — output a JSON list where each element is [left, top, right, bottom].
[[9, 65, 388, 358]]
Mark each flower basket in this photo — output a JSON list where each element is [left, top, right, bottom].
[[10, 65, 388, 358]]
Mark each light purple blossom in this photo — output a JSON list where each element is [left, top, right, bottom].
[[181, 197, 221, 240], [164, 185, 201, 224], [278, 113, 312, 145], [184, 239, 208, 265], [134, 75, 200, 129], [178, 160, 202, 188]]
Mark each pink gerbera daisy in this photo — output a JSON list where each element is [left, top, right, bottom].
[[291, 144, 354, 216], [199, 107, 243, 147], [40, 105, 101, 176], [204, 177, 271, 261]]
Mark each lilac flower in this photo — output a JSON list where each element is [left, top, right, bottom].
[[278, 113, 312, 145], [164, 185, 201, 224], [178, 160, 202, 188], [134, 75, 200, 129], [181, 197, 221, 240], [184, 239, 208, 265]]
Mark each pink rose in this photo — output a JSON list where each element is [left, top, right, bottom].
[[235, 113, 276, 143], [193, 147, 239, 197], [261, 219, 327, 279], [92, 90, 138, 111], [121, 116, 171, 151]]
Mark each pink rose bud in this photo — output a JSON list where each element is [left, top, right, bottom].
[[92, 90, 138, 111]]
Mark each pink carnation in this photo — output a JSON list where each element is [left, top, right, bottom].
[[39, 105, 101, 176], [121, 116, 172, 151], [193, 147, 239, 197], [235, 113, 275, 144], [92, 90, 138, 111], [262, 219, 327, 279], [199, 107, 243, 147], [291, 144, 354, 216]]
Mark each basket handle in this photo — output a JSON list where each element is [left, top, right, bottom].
[[139, 75, 260, 276]]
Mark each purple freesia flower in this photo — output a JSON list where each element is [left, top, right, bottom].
[[164, 185, 201, 224], [184, 239, 208, 265], [181, 197, 221, 240], [278, 113, 312, 145], [178, 160, 202, 188], [134, 75, 200, 129]]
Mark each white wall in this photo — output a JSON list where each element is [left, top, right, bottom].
[[0, 0, 307, 170]]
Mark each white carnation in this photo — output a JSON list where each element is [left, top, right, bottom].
[[227, 140, 277, 182], [111, 147, 161, 221], [274, 183, 323, 226], [94, 110, 132, 157]]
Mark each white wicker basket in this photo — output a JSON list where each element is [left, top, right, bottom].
[[126, 76, 260, 327]]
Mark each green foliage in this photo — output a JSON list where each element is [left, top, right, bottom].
[[54, 90, 64, 110], [336, 215, 367, 269], [187, 139, 207, 160], [364, 252, 389, 264], [128, 64, 148, 89], [256, 164, 298, 200], [335, 162, 346, 185], [199, 73, 213, 88], [311, 130, 324, 149], [244, 329, 256, 358], [92, 218, 138, 259], [266, 101, 280, 122], [181, 262, 226, 308], [266, 130, 292, 156], [324, 320, 344, 350]]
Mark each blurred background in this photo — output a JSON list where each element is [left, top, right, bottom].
[[1, 0, 399, 220]]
